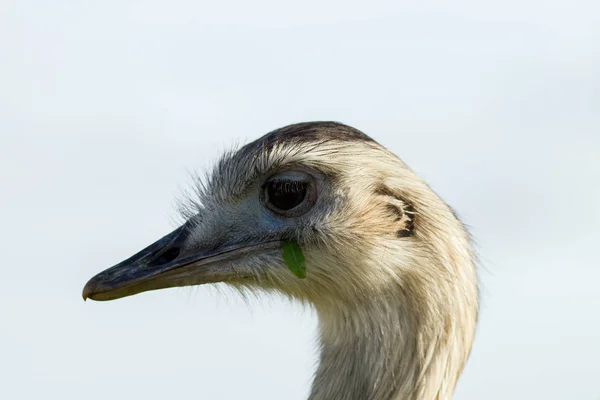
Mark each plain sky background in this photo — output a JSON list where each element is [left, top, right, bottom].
[[1, 1, 599, 399]]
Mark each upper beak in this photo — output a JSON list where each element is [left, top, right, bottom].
[[82, 223, 281, 302]]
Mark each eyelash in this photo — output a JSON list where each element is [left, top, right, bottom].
[[267, 180, 307, 193]]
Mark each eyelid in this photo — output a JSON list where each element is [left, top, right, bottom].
[[269, 170, 311, 181]]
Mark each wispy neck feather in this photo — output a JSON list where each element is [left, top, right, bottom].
[[308, 216, 478, 400], [309, 297, 418, 400], [309, 281, 475, 400]]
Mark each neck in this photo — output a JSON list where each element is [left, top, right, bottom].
[[308, 279, 475, 400], [305, 167, 478, 399]]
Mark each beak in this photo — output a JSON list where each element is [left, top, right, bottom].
[[82, 223, 281, 301]]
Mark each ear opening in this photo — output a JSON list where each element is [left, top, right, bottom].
[[376, 184, 415, 238]]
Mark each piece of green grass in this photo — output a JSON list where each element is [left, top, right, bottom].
[[282, 240, 306, 279]]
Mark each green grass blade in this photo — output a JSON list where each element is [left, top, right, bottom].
[[282, 240, 306, 279]]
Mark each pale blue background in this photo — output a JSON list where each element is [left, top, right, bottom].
[[1, 1, 599, 399]]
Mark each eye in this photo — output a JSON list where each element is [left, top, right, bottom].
[[266, 180, 307, 210], [262, 171, 317, 216]]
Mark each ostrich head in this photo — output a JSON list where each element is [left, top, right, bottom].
[[83, 122, 478, 400]]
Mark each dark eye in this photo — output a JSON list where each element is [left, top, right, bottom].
[[262, 171, 317, 217], [265, 180, 307, 211]]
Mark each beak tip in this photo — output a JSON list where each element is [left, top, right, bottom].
[[82, 279, 95, 302]]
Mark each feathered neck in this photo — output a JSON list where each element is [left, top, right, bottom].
[[307, 257, 477, 400]]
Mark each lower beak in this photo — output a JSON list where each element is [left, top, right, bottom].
[[82, 224, 281, 301]]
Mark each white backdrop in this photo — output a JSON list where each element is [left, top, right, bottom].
[[1, 1, 599, 399]]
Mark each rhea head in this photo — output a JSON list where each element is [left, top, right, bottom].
[[83, 122, 478, 400]]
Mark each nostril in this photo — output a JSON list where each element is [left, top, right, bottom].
[[150, 247, 181, 266]]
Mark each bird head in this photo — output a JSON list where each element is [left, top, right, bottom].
[[83, 122, 474, 315], [83, 121, 479, 400]]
